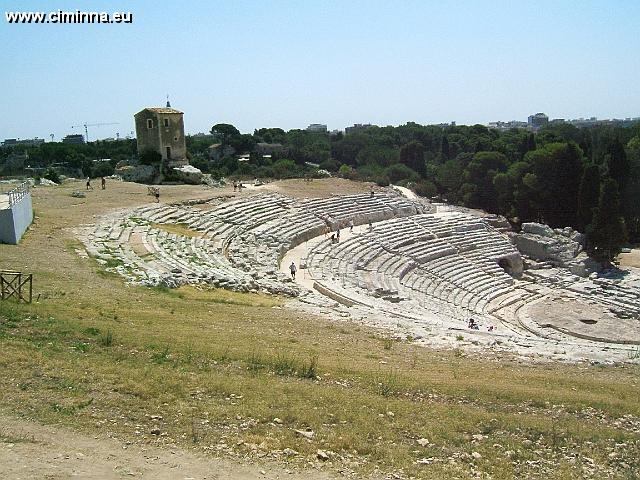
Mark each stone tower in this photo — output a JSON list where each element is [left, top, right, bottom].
[[134, 103, 187, 166]]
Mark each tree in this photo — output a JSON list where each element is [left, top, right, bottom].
[[436, 157, 465, 198], [606, 138, 629, 192], [586, 179, 627, 264], [399, 141, 426, 176], [525, 142, 584, 228], [462, 151, 508, 211], [210, 123, 240, 147], [385, 163, 420, 184], [525, 132, 536, 153], [624, 136, 640, 242], [440, 135, 450, 161], [272, 158, 297, 178], [576, 164, 601, 231]]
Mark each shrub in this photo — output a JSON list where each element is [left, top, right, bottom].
[[98, 330, 113, 347], [413, 180, 438, 198], [42, 167, 60, 184], [139, 149, 162, 166], [384, 163, 420, 184]]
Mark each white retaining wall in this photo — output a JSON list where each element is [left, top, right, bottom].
[[0, 193, 33, 244]]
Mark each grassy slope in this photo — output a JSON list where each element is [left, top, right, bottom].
[[0, 180, 639, 479]]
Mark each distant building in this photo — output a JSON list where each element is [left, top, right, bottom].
[[345, 123, 373, 135], [191, 132, 216, 139], [527, 113, 549, 130], [134, 102, 187, 166], [207, 143, 235, 162], [306, 124, 327, 133], [62, 134, 85, 144], [487, 120, 528, 131], [1, 138, 45, 148]]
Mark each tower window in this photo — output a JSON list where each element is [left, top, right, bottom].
[[147, 119, 153, 129], [164, 118, 169, 127]]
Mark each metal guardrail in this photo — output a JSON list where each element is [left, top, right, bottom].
[[2, 181, 31, 208]]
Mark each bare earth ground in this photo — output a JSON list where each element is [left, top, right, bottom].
[[1, 178, 639, 479], [619, 249, 640, 268], [0, 413, 333, 480]]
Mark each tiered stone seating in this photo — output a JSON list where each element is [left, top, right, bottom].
[[306, 212, 525, 324]]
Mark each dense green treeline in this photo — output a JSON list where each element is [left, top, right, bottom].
[[0, 139, 136, 179], [2, 121, 639, 258]]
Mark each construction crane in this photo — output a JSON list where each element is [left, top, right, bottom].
[[71, 122, 119, 142]]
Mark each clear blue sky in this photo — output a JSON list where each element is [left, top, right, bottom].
[[1, 0, 639, 140]]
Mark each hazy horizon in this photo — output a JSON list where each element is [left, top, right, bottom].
[[2, 0, 639, 140]]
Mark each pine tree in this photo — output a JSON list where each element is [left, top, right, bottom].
[[576, 164, 601, 231], [586, 178, 627, 264], [606, 139, 629, 191], [441, 135, 450, 161], [525, 132, 536, 152]]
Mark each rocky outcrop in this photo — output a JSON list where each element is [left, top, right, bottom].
[[115, 164, 158, 184], [513, 222, 598, 277], [172, 165, 203, 185]]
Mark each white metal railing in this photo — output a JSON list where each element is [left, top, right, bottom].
[[3, 181, 30, 208]]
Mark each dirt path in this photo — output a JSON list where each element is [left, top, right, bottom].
[[0, 413, 335, 480], [619, 248, 640, 268]]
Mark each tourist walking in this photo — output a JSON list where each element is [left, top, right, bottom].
[[101, 177, 106, 190], [289, 261, 297, 279], [155, 187, 160, 203], [349, 219, 354, 232], [86, 177, 93, 190], [336, 228, 340, 242]]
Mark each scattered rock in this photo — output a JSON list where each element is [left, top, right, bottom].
[[294, 429, 315, 440], [416, 438, 430, 447], [316, 449, 329, 461], [283, 448, 298, 457]]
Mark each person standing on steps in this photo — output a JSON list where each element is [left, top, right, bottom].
[[155, 187, 160, 203], [349, 219, 354, 232], [289, 261, 297, 280]]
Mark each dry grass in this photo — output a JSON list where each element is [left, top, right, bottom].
[[0, 180, 639, 479], [261, 178, 374, 199]]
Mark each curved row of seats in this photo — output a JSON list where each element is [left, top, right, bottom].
[[305, 213, 526, 324], [81, 192, 427, 292]]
